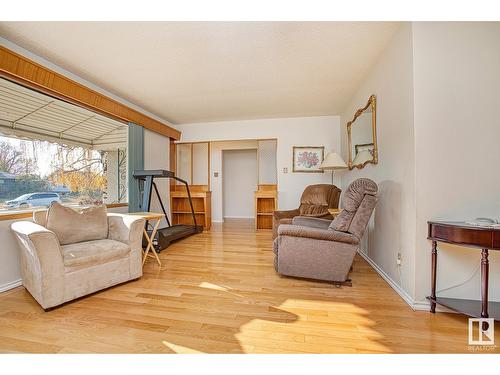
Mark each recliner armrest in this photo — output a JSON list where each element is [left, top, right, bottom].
[[292, 216, 332, 229], [277, 224, 359, 245]]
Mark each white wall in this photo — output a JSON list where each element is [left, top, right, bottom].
[[340, 23, 416, 300], [412, 22, 500, 303], [222, 149, 258, 219], [177, 116, 342, 218], [340, 22, 500, 308], [144, 129, 171, 227]]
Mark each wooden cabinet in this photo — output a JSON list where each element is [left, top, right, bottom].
[[254, 184, 277, 230], [171, 189, 211, 230]]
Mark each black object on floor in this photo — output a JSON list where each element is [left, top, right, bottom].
[[133, 169, 203, 252]]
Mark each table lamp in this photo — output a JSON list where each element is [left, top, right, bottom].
[[319, 152, 348, 185]]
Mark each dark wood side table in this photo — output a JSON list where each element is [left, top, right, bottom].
[[427, 221, 500, 328]]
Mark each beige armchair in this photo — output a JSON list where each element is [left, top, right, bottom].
[[273, 178, 378, 284], [11, 206, 145, 310]]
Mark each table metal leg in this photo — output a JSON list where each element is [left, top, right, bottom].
[[481, 248, 489, 330], [430, 240, 437, 313]]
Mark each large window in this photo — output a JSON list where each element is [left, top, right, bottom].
[[0, 135, 127, 214], [0, 78, 129, 215]]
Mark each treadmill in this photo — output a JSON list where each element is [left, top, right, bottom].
[[133, 169, 203, 252]]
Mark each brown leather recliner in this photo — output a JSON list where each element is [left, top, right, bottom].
[[272, 184, 341, 239]]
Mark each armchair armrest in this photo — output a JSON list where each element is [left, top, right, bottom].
[[292, 216, 332, 230], [107, 213, 145, 280], [273, 208, 300, 221], [10, 221, 65, 308], [277, 224, 359, 245], [107, 213, 145, 245]]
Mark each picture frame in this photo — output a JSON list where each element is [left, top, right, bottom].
[[292, 146, 324, 173], [354, 143, 375, 156]]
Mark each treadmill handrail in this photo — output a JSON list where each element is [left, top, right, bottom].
[[133, 170, 198, 229]]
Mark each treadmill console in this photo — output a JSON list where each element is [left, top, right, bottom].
[[133, 169, 175, 179]]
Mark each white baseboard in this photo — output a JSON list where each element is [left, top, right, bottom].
[[223, 216, 255, 219], [357, 251, 455, 314], [356, 251, 416, 309], [0, 279, 22, 293]]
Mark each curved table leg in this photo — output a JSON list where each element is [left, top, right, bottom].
[[430, 241, 437, 313], [481, 248, 489, 330]]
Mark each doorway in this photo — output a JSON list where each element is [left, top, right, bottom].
[[222, 149, 258, 220]]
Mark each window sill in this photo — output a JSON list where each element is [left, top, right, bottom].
[[0, 203, 129, 221]]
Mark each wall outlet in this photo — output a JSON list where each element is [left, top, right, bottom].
[[396, 252, 402, 266], [283, 167, 288, 174]]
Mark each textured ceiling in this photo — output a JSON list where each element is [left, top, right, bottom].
[[0, 22, 402, 124]]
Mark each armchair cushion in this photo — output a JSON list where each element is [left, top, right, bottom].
[[46, 203, 108, 245], [62, 239, 130, 269], [278, 224, 359, 245], [298, 184, 341, 216], [33, 209, 47, 227]]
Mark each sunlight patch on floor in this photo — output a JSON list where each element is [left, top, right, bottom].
[[162, 340, 205, 354], [198, 281, 245, 298], [234, 298, 392, 353], [198, 282, 229, 291]]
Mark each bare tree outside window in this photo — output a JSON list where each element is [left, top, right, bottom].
[[0, 135, 127, 213]]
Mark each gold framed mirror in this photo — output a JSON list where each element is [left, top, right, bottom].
[[347, 94, 378, 170]]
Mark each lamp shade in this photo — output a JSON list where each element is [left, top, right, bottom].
[[319, 152, 348, 170]]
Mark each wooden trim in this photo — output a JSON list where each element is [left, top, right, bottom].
[[106, 203, 129, 209], [0, 46, 180, 140], [174, 138, 277, 145], [169, 139, 176, 190], [207, 142, 211, 188], [0, 203, 129, 221], [0, 211, 33, 221]]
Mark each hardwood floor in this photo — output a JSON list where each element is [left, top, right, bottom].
[[0, 218, 498, 353]]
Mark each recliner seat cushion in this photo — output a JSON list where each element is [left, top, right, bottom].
[[61, 239, 130, 268], [46, 203, 108, 245]]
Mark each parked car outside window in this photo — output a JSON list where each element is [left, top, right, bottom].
[[4, 192, 61, 209]]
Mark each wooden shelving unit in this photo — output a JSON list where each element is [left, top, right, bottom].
[[171, 186, 211, 230], [254, 184, 277, 230]]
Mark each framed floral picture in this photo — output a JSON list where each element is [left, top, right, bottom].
[[292, 146, 325, 173]]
